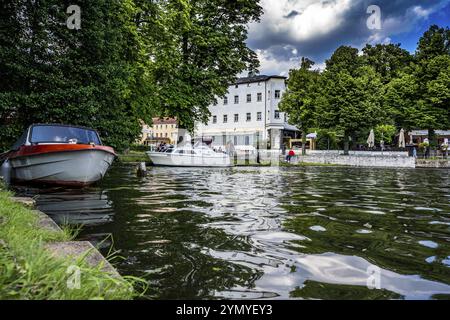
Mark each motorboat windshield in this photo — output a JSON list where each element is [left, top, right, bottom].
[[29, 125, 102, 145]]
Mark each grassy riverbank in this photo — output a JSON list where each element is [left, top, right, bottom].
[[118, 151, 148, 163], [0, 186, 143, 300]]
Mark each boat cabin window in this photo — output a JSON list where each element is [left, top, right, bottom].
[[30, 125, 101, 145], [174, 149, 195, 155]]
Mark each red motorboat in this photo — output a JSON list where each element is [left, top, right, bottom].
[[2, 124, 116, 187]]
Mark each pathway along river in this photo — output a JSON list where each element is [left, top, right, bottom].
[[20, 165, 450, 299]]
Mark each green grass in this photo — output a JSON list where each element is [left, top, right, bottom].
[[117, 151, 148, 163], [0, 186, 146, 300]]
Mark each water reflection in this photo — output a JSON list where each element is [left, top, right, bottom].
[[19, 165, 450, 299], [17, 186, 114, 226]]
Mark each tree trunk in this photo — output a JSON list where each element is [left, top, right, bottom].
[[302, 130, 307, 156], [343, 134, 349, 155], [428, 128, 437, 150]]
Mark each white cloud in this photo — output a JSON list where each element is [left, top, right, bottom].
[[412, 6, 433, 18], [249, 0, 353, 43], [256, 49, 301, 76], [247, 0, 450, 75]]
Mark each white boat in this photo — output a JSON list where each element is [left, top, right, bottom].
[[147, 144, 233, 167], [3, 124, 116, 187]]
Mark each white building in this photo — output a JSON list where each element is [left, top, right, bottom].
[[195, 75, 299, 150]]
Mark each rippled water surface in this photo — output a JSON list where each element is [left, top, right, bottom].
[[24, 165, 450, 299]]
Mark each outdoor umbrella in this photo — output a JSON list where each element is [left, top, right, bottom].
[[399, 128, 406, 148], [367, 129, 375, 148]]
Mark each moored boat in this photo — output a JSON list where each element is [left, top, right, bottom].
[[147, 144, 232, 167], [3, 124, 116, 187]]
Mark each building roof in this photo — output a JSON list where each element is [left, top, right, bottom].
[[153, 117, 177, 125], [235, 75, 286, 85]]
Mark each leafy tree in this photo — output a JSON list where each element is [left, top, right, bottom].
[[279, 58, 320, 155], [317, 65, 386, 155], [1, 0, 262, 151], [314, 128, 339, 150], [416, 25, 450, 61], [375, 124, 396, 145], [384, 72, 420, 130], [325, 46, 362, 76], [0, 0, 153, 151], [137, 0, 263, 131], [414, 25, 450, 147], [362, 43, 413, 83]]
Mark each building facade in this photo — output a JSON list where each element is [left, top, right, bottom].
[[195, 75, 298, 150], [140, 118, 179, 145]]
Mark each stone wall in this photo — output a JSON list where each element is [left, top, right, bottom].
[[294, 153, 416, 168], [416, 159, 450, 168]]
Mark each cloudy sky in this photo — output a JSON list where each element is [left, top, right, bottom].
[[246, 0, 450, 76]]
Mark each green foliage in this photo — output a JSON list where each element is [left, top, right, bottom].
[[416, 25, 450, 61], [137, 0, 263, 130], [279, 58, 321, 152], [283, 25, 449, 153], [384, 26, 450, 144], [0, 0, 154, 152], [317, 65, 386, 153], [325, 46, 362, 76], [0, 190, 146, 299], [374, 124, 396, 144], [0, 0, 262, 150], [362, 43, 413, 83], [315, 129, 339, 150]]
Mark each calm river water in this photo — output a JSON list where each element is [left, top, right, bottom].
[[21, 165, 450, 299]]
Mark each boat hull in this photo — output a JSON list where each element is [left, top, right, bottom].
[[147, 152, 232, 167], [10, 149, 115, 187]]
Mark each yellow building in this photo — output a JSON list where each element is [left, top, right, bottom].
[[140, 118, 179, 145]]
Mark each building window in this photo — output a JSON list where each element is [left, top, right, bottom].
[[234, 136, 238, 145], [212, 115, 217, 124], [257, 112, 262, 121], [275, 90, 281, 99], [274, 110, 280, 119], [234, 95, 239, 104], [224, 96, 228, 105], [247, 94, 251, 103], [235, 84, 238, 88], [223, 114, 228, 123], [234, 114, 239, 122], [245, 136, 250, 145], [257, 93, 262, 102], [165, 133, 168, 137], [246, 113, 251, 122], [247, 83, 250, 87]]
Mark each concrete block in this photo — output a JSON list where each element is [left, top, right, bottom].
[[11, 197, 36, 207], [45, 241, 120, 277]]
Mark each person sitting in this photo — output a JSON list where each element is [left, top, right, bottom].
[[286, 149, 295, 162]]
